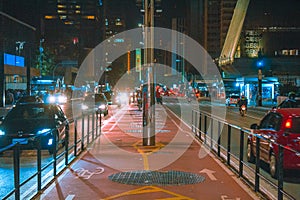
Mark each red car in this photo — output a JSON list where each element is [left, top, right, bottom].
[[248, 108, 300, 178]]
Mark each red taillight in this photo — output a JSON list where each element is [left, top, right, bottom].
[[285, 118, 292, 129]]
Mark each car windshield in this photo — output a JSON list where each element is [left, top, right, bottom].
[[278, 99, 300, 108], [230, 95, 239, 99], [6, 104, 52, 120]]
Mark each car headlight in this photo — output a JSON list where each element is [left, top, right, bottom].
[[99, 104, 106, 110], [81, 104, 89, 110], [0, 130, 5, 136], [37, 128, 51, 135], [119, 93, 128, 100], [58, 95, 67, 103], [49, 96, 56, 103]]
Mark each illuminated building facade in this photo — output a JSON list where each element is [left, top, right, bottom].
[[187, 0, 237, 59], [42, 0, 102, 64]]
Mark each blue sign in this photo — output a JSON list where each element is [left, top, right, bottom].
[[4, 53, 25, 67]]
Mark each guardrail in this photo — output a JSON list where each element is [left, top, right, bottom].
[[0, 111, 101, 200], [191, 109, 297, 200]]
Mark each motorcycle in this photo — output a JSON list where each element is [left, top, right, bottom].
[[240, 104, 247, 116]]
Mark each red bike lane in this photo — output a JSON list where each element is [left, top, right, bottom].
[[34, 104, 259, 200]]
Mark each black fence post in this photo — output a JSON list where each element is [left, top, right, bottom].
[[87, 113, 90, 144], [37, 137, 42, 191], [96, 114, 99, 137], [227, 125, 231, 166], [92, 113, 95, 141], [53, 132, 57, 176], [65, 126, 69, 166], [278, 145, 284, 200], [198, 113, 202, 140], [81, 115, 85, 151], [13, 144, 21, 200], [210, 118, 213, 149], [100, 113, 102, 135], [192, 110, 194, 133], [239, 130, 244, 177], [217, 121, 221, 157], [204, 115, 207, 144], [74, 119, 78, 156], [255, 137, 260, 192]]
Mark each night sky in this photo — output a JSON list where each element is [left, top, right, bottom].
[[2, 0, 300, 30], [246, 0, 300, 26]]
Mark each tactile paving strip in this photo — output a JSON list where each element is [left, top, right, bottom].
[[108, 170, 205, 186]]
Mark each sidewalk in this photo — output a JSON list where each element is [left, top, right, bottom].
[[34, 103, 260, 200]]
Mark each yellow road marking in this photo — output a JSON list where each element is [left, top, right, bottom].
[[101, 186, 194, 200], [132, 141, 165, 170]]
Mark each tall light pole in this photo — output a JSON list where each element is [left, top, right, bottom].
[[143, 0, 155, 146]]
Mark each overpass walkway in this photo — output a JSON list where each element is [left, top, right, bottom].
[[33, 103, 260, 200]]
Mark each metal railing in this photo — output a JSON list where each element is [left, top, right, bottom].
[[191, 109, 297, 200], [0, 111, 101, 200]]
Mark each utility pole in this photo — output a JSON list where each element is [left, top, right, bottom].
[[143, 0, 155, 146]]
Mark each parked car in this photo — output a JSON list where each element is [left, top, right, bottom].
[[275, 98, 300, 109], [248, 108, 300, 178], [15, 95, 44, 105], [0, 103, 69, 154], [81, 93, 108, 116], [226, 94, 240, 106]]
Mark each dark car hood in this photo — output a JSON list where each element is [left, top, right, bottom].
[[0, 119, 55, 135]]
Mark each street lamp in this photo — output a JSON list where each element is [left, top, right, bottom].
[[16, 41, 26, 55]]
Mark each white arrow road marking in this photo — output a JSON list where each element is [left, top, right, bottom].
[[199, 169, 217, 181], [65, 194, 75, 200]]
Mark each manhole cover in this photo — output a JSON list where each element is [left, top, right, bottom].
[[108, 170, 205, 186]]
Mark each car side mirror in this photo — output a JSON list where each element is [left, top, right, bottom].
[[250, 123, 259, 129]]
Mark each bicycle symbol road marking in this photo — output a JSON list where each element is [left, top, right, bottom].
[[74, 167, 105, 179]]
